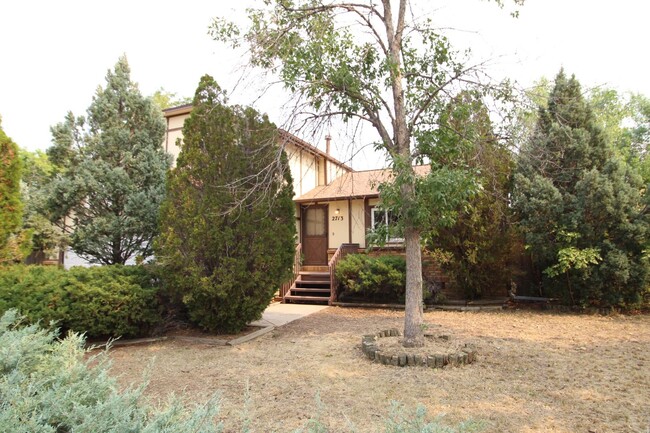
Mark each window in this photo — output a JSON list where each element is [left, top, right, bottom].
[[370, 207, 403, 243]]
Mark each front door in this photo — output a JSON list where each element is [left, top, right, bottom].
[[302, 205, 328, 265]]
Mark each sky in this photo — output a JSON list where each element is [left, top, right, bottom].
[[1, 0, 648, 170]]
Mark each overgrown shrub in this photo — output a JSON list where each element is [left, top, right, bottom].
[[335, 254, 408, 301], [0, 265, 162, 339]]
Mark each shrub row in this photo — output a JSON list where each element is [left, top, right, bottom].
[[0, 265, 162, 339]]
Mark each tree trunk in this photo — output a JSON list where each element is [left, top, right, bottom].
[[402, 224, 424, 347]]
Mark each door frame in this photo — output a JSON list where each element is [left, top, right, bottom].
[[301, 204, 329, 265]]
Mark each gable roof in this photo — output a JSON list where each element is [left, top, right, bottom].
[[295, 165, 430, 202], [278, 129, 352, 172]]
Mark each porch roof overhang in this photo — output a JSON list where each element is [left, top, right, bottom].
[[295, 165, 430, 203]]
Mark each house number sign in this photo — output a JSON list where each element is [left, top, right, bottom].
[[331, 216, 344, 221]]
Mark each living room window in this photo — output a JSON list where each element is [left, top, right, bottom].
[[370, 207, 403, 243]]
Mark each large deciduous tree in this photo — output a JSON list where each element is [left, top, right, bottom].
[[212, 0, 520, 346], [156, 75, 296, 333], [0, 118, 32, 263], [512, 70, 648, 307], [46, 56, 170, 265]]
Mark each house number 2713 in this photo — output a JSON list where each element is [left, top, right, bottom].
[[331, 216, 344, 221]]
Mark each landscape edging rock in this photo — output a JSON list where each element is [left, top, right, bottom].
[[361, 328, 477, 368]]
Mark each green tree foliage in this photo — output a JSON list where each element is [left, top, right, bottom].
[[156, 76, 296, 333], [589, 88, 650, 183], [212, 0, 519, 346], [18, 149, 68, 260], [46, 56, 170, 264], [151, 87, 192, 110], [512, 70, 649, 307], [0, 119, 32, 263], [427, 92, 515, 299]]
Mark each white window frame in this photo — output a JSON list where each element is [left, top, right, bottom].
[[370, 207, 403, 244]]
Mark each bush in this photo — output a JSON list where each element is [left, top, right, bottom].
[[0, 265, 162, 339], [335, 254, 408, 301], [0, 309, 222, 432]]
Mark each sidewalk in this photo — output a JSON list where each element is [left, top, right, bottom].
[[250, 302, 329, 327]]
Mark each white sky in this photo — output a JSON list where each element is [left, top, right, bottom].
[[1, 0, 648, 169]]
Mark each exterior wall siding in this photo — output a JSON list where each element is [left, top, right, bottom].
[[164, 112, 189, 166]]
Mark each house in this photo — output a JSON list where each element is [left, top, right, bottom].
[[163, 106, 463, 304], [162, 106, 459, 304]]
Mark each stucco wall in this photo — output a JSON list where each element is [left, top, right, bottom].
[[327, 200, 349, 249]]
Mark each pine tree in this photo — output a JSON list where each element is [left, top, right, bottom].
[[46, 56, 170, 265], [0, 118, 31, 263], [156, 75, 296, 333], [512, 70, 648, 307]]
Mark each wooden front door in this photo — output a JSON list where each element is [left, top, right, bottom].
[[302, 205, 328, 265]]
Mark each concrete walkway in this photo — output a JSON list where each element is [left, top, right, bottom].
[[249, 302, 329, 327]]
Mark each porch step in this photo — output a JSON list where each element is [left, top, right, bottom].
[[285, 270, 332, 304], [291, 287, 331, 294], [295, 280, 330, 288], [298, 271, 330, 278], [284, 294, 330, 304], [300, 265, 329, 272]]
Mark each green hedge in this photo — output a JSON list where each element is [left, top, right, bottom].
[[0, 265, 162, 339], [335, 254, 408, 301]]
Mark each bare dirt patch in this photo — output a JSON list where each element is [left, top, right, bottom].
[[107, 308, 650, 432]]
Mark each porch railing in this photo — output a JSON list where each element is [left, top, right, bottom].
[[280, 243, 302, 300], [328, 243, 359, 305]]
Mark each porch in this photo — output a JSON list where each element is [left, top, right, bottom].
[[280, 243, 360, 305]]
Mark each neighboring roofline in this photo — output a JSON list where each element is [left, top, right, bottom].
[[161, 104, 353, 172], [278, 129, 353, 172]]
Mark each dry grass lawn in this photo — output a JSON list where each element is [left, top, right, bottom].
[[108, 307, 650, 432]]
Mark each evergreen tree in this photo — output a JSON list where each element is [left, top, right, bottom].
[[428, 92, 515, 299], [46, 56, 170, 265], [156, 75, 296, 333], [0, 118, 31, 263], [512, 70, 648, 307]]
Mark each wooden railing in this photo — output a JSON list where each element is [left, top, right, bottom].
[[328, 243, 359, 305], [280, 243, 302, 300]]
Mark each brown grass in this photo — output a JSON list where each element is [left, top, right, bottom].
[[108, 308, 650, 432]]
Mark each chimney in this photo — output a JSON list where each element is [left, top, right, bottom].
[[325, 135, 331, 155]]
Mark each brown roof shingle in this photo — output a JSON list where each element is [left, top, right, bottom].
[[295, 165, 430, 202]]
